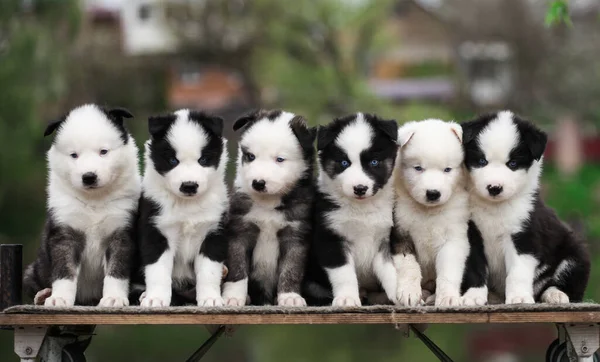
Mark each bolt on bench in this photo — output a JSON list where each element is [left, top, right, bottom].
[[2, 244, 600, 362]]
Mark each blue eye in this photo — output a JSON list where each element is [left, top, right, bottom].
[[478, 158, 488, 167], [245, 152, 255, 162], [507, 160, 517, 169], [198, 156, 208, 166], [370, 160, 379, 167], [168, 157, 179, 166], [444, 167, 452, 173], [70, 153, 78, 159], [340, 160, 350, 168], [276, 157, 285, 163], [414, 166, 423, 172]]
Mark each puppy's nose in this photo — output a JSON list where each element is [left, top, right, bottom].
[[426, 190, 441, 202], [180, 181, 199, 195], [81, 172, 98, 186], [353, 185, 368, 196], [252, 179, 266, 191], [487, 185, 503, 196]]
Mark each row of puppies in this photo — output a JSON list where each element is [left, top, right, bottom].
[[23, 104, 590, 308]]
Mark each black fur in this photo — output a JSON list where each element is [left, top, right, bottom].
[[461, 221, 489, 294]]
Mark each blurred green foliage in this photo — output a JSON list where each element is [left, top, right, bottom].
[[546, 0, 572, 27]]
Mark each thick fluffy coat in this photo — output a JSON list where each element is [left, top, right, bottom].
[[306, 113, 399, 306], [138, 110, 228, 307], [462, 111, 590, 303], [222, 109, 316, 306], [24, 104, 141, 307], [393, 119, 487, 307]]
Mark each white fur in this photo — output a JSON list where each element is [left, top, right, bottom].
[[467, 111, 543, 303], [461, 286, 488, 306], [99, 277, 129, 307], [222, 278, 248, 306], [142, 110, 229, 307], [394, 119, 473, 307], [541, 286, 570, 304], [195, 255, 225, 307], [326, 263, 362, 307], [277, 292, 307, 306], [393, 254, 422, 306], [235, 111, 307, 196], [46, 104, 141, 304], [45, 278, 78, 307]]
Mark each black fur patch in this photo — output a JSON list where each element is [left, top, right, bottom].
[[232, 109, 284, 133], [137, 195, 169, 267], [460, 221, 488, 294]]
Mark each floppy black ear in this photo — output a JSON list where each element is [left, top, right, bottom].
[[108, 107, 134, 120], [522, 122, 548, 161], [317, 124, 337, 151], [189, 111, 224, 137], [460, 120, 479, 145], [148, 114, 176, 139], [289, 115, 316, 153], [44, 115, 67, 137], [375, 118, 398, 142], [233, 110, 259, 132]]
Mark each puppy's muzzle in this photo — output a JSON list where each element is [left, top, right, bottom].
[[81, 172, 98, 187], [486, 185, 503, 197], [180, 181, 199, 195], [353, 185, 368, 197], [426, 189, 441, 202], [252, 179, 266, 192]]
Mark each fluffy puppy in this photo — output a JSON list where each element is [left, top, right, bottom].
[[138, 109, 228, 307], [222, 109, 316, 306], [24, 104, 140, 307], [462, 111, 590, 303], [392, 119, 487, 307], [306, 113, 399, 307]]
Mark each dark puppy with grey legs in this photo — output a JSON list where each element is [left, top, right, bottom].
[[24, 104, 141, 307], [222, 109, 316, 306]]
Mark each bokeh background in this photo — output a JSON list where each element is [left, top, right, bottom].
[[1, 0, 599, 361]]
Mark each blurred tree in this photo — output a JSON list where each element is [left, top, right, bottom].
[[0, 0, 80, 245]]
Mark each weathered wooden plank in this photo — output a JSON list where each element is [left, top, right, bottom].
[[1, 311, 600, 325]]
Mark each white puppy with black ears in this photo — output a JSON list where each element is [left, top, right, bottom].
[[393, 119, 487, 307]]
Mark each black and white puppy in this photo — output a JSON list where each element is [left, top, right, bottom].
[[308, 113, 399, 306], [24, 104, 140, 307], [222, 109, 316, 306], [393, 119, 487, 307], [462, 111, 590, 303], [138, 109, 228, 307]]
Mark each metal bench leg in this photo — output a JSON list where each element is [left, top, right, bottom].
[[409, 324, 454, 362], [14, 326, 48, 362], [185, 325, 227, 362], [564, 324, 600, 362]]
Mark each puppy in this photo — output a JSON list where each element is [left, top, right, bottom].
[[138, 109, 228, 307], [222, 109, 316, 306], [24, 104, 140, 307], [393, 119, 487, 307], [462, 111, 590, 303], [307, 113, 398, 306]]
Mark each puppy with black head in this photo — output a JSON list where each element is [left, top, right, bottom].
[[307, 113, 399, 306], [393, 119, 487, 307], [462, 111, 590, 303], [24, 104, 140, 307], [222, 109, 316, 306], [138, 109, 228, 307]]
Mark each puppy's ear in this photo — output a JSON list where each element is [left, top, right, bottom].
[[189, 111, 224, 137], [461, 113, 497, 145], [521, 120, 548, 161], [374, 118, 398, 142], [148, 114, 176, 139], [289, 115, 316, 153], [233, 110, 259, 132], [44, 115, 67, 137], [397, 123, 415, 147], [449, 122, 463, 143], [107, 107, 134, 122], [317, 124, 337, 151]]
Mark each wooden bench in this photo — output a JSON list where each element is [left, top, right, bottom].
[[2, 245, 599, 362]]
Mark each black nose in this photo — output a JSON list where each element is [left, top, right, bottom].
[[252, 179, 266, 192], [180, 182, 199, 195], [426, 190, 441, 202], [353, 185, 368, 196], [487, 185, 503, 196], [81, 172, 98, 186]]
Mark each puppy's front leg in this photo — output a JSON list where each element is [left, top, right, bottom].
[[45, 231, 84, 307], [505, 242, 537, 304], [100, 227, 134, 307], [326, 260, 361, 307], [391, 228, 422, 306], [276, 226, 308, 307], [196, 226, 227, 307], [373, 251, 397, 304], [435, 238, 468, 306], [223, 234, 252, 306], [141, 250, 174, 307]]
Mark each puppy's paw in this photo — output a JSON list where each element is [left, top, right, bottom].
[[140, 294, 170, 307], [435, 293, 461, 307], [541, 287, 569, 304], [424, 293, 436, 306], [396, 284, 422, 307], [198, 297, 225, 307], [461, 287, 488, 306], [461, 296, 487, 306], [506, 295, 535, 304], [332, 295, 361, 307], [34, 288, 53, 306], [224, 297, 246, 307], [98, 296, 129, 307], [44, 295, 73, 307], [277, 293, 307, 307]]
